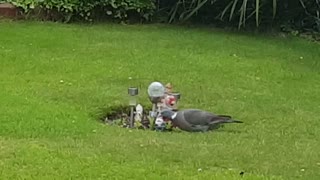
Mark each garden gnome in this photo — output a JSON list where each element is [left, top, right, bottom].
[[165, 83, 173, 94], [160, 109, 243, 132], [134, 104, 143, 122]]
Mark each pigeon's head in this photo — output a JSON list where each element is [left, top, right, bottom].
[[160, 109, 176, 121]]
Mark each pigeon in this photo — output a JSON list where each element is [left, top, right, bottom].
[[160, 109, 243, 132]]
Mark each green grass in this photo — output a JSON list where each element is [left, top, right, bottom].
[[0, 20, 320, 180]]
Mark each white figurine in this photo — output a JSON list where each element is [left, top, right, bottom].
[[134, 104, 143, 122]]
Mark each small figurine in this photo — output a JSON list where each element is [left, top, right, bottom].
[[165, 83, 173, 94], [134, 104, 143, 123], [154, 116, 166, 131]]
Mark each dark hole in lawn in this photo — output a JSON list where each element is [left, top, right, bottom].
[[97, 104, 161, 130]]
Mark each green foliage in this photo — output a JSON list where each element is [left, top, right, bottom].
[[160, 0, 320, 33], [5, 0, 156, 22], [2, 0, 319, 33]]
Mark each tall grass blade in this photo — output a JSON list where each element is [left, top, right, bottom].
[[229, 0, 239, 21], [181, 0, 208, 22], [238, 0, 248, 29], [219, 1, 233, 20], [256, 0, 259, 27], [168, 1, 181, 23], [273, 0, 277, 19], [243, 0, 248, 26], [238, 6, 244, 28], [299, 0, 306, 9]]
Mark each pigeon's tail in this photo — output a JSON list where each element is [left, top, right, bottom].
[[222, 119, 243, 123]]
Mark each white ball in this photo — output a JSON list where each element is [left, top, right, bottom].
[[148, 82, 165, 97]]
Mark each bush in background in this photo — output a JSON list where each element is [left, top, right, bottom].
[[2, 0, 320, 35], [5, 0, 155, 22]]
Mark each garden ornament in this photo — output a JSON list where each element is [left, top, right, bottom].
[[128, 87, 139, 128], [134, 104, 143, 122], [154, 116, 166, 131], [161, 83, 180, 110]]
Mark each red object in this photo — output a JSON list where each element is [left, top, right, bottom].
[[166, 95, 176, 106]]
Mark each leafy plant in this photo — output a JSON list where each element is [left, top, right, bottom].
[[4, 0, 156, 22], [3, 0, 320, 34], [161, 0, 320, 33]]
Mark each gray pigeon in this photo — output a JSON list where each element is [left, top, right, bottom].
[[160, 109, 243, 132]]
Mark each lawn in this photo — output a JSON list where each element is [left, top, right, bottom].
[[0, 20, 320, 179]]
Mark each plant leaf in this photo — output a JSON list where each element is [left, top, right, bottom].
[[181, 0, 208, 22], [256, 0, 259, 27], [273, 0, 277, 19], [220, 1, 233, 21], [229, 0, 239, 22]]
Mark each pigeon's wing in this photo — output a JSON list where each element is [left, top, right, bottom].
[[175, 111, 209, 132], [172, 111, 194, 131], [182, 109, 217, 125]]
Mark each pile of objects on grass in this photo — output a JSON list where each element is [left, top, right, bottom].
[[102, 82, 181, 132]]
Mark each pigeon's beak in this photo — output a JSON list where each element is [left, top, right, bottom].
[[162, 117, 170, 122]]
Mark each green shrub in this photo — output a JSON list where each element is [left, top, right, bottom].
[[3, 0, 320, 34], [6, 0, 156, 22]]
